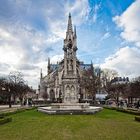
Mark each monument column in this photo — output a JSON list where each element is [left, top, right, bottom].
[[62, 13, 79, 103]]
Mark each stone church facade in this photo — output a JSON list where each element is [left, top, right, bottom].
[[39, 14, 94, 103]]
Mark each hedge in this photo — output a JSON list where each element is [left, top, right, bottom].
[[0, 117, 12, 125], [104, 106, 140, 116], [135, 116, 140, 122], [116, 108, 140, 116], [0, 116, 4, 119], [103, 106, 116, 110]]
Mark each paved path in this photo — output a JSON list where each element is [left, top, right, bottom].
[[0, 105, 29, 113], [0, 105, 21, 109]]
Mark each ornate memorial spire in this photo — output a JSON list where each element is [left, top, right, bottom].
[[67, 13, 73, 32], [66, 13, 73, 40]]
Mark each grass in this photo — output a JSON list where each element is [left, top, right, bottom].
[[0, 109, 140, 140]]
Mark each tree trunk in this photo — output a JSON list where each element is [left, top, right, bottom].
[[116, 92, 119, 104], [8, 94, 12, 108], [20, 98, 23, 106]]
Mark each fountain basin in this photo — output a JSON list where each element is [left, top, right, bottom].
[[38, 103, 103, 115]]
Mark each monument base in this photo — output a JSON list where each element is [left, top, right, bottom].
[[38, 103, 103, 115]]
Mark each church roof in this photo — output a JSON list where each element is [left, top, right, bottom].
[[50, 63, 92, 72], [80, 64, 91, 70], [50, 64, 58, 71]]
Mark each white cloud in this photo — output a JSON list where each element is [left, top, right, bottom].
[[0, 45, 24, 65], [101, 46, 140, 78], [92, 4, 101, 23], [48, 20, 66, 39], [0, 25, 50, 88], [105, 0, 140, 78], [0, 28, 16, 41], [100, 32, 111, 41], [113, 0, 140, 47], [0, 28, 25, 66], [46, 34, 62, 44], [65, 0, 90, 25], [50, 54, 63, 64], [45, 0, 90, 40]]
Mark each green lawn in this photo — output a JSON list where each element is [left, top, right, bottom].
[[0, 109, 140, 140]]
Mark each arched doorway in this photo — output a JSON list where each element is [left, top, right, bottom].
[[71, 85, 75, 100], [65, 85, 70, 102]]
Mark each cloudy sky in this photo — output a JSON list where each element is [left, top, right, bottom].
[[0, 0, 140, 88]]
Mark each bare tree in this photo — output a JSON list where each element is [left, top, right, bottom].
[[125, 77, 140, 104], [0, 77, 7, 105], [100, 68, 118, 94], [0, 72, 32, 107], [0, 77, 13, 107], [80, 65, 98, 101], [8, 71, 31, 106], [8, 71, 25, 104]]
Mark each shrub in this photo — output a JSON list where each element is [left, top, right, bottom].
[[0, 117, 12, 125], [0, 107, 36, 117], [104, 106, 140, 116], [0, 109, 25, 117], [116, 108, 140, 116], [135, 116, 140, 122], [0, 107, 36, 125], [0, 115, 4, 119], [103, 106, 116, 110]]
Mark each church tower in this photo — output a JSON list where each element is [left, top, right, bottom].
[[62, 13, 79, 103]]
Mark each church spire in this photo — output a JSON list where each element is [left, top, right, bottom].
[[74, 25, 77, 38], [40, 68, 43, 79], [90, 60, 94, 78], [48, 57, 51, 74]]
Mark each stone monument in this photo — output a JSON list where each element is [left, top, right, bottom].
[[38, 13, 102, 114]]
